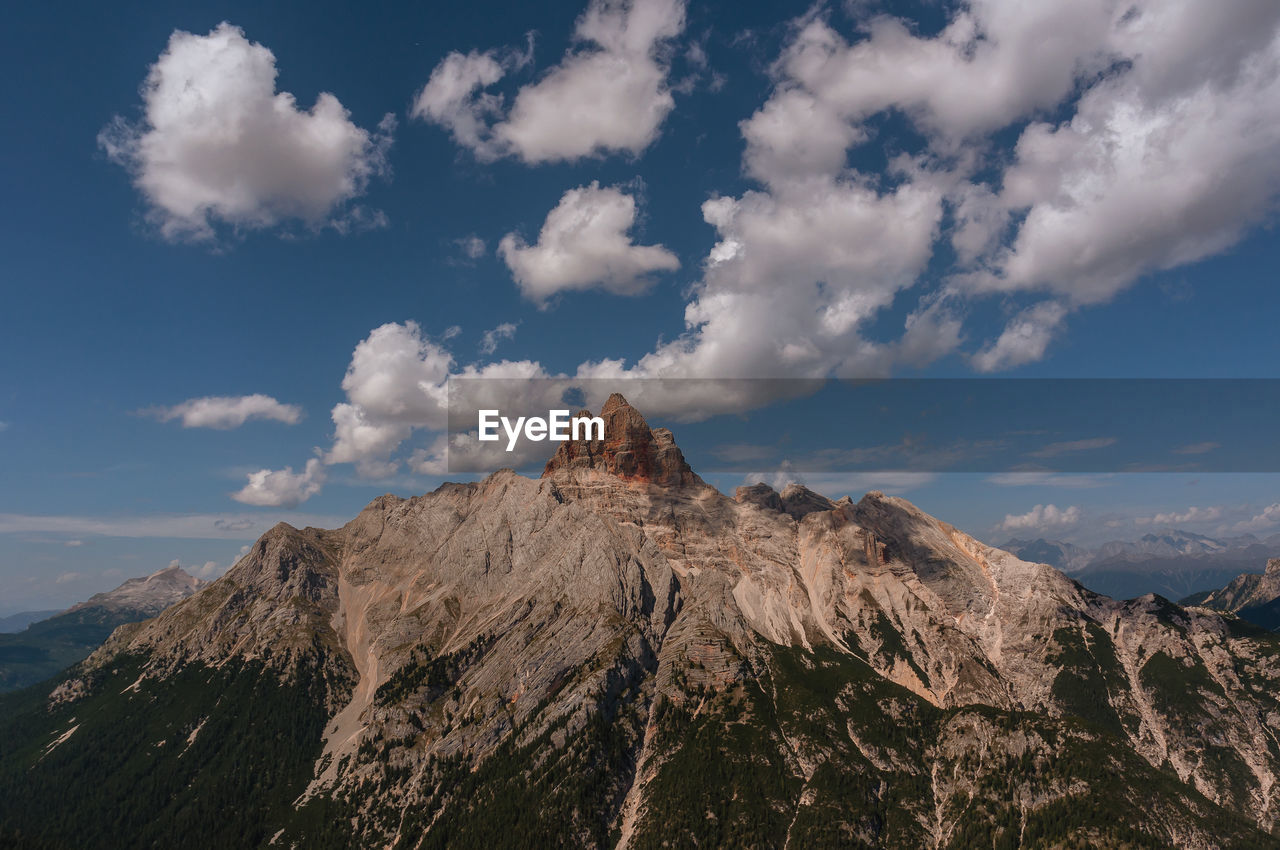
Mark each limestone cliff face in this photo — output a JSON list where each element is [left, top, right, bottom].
[[1198, 558, 1280, 613], [55, 396, 1280, 847]]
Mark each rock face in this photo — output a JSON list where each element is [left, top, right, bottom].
[[6, 396, 1280, 849], [543, 392, 700, 487], [1196, 558, 1280, 611], [1188, 558, 1280, 631]]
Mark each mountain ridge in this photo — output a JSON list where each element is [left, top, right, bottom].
[[0, 565, 205, 693], [5, 395, 1280, 848]]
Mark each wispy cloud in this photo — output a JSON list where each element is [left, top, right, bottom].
[[0, 511, 349, 540], [1173, 442, 1221, 455], [479, 322, 518, 355], [985, 472, 1112, 488], [1028, 437, 1117, 458], [143, 394, 302, 429], [455, 235, 486, 260], [1135, 506, 1223, 526]]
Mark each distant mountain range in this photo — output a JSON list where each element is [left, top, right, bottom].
[[0, 611, 60, 634], [1002, 530, 1280, 601], [2, 395, 1280, 848], [0, 565, 204, 692]]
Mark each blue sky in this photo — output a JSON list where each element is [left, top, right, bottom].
[[3, 0, 1280, 610]]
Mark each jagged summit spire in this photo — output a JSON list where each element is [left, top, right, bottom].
[[542, 393, 700, 487]]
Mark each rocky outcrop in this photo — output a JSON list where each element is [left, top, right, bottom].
[[543, 393, 700, 487]]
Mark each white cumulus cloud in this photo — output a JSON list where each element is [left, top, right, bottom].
[[147, 394, 302, 429], [100, 22, 394, 240], [413, 0, 685, 163], [500, 183, 679, 301], [232, 458, 326, 508], [1136, 506, 1223, 526], [1000, 503, 1082, 532], [1234, 503, 1280, 532], [971, 302, 1067, 373]]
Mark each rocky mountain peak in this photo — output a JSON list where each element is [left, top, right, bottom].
[[734, 482, 837, 520], [66, 564, 205, 616], [734, 482, 784, 512], [1267, 557, 1280, 576], [542, 393, 700, 487]]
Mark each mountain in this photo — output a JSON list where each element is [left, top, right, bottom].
[[1071, 552, 1273, 603], [65, 562, 204, 615], [1184, 559, 1280, 631], [0, 565, 204, 693], [999, 537, 1093, 573], [2, 395, 1280, 848], [1095, 531, 1233, 561], [1011, 532, 1278, 601], [0, 611, 59, 634]]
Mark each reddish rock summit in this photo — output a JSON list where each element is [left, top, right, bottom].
[[542, 392, 700, 487]]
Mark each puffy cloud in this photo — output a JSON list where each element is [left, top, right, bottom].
[[323, 321, 453, 475], [479, 322, 518, 355], [231, 458, 326, 508], [100, 22, 393, 240], [633, 0, 1280, 387], [223, 3, 1280, 496], [323, 322, 559, 478], [1000, 503, 1082, 532], [967, 39, 1280, 304], [500, 183, 678, 301], [971, 302, 1066, 373], [1136, 506, 1223, 526], [1234, 503, 1280, 532], [568, 175, 945, 415], [410, 48, 521, 160], [413, 0, 685, 163], [146, 394, 302, 429]]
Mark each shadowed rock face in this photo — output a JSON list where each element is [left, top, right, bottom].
[[31, 398, 1280, 849]]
